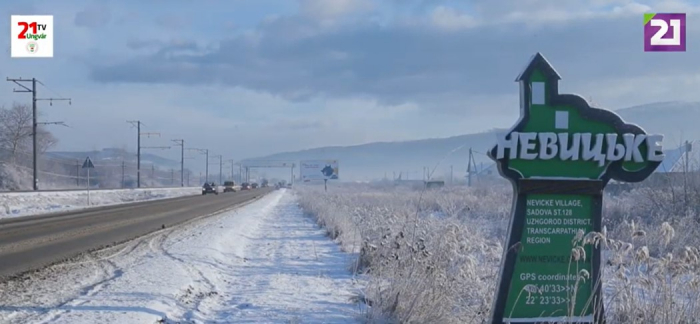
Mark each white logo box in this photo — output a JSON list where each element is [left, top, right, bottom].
[[11, 15, 54, 58]]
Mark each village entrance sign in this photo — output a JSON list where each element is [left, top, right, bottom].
[[487, 53, 664, 323]]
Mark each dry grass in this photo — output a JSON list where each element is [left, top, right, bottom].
[[296, 178, 700, 323]]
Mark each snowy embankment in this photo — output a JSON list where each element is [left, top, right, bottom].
[[0, 187, 202, 219], [0, 189, 361, 324]]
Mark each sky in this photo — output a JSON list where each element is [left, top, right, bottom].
[[1, 0, 699, 164]]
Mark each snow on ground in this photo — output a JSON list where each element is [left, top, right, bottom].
[[0, 187, 202, 219], [0, 189, 362, 324]]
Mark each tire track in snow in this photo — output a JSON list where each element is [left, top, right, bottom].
[[28, 252, 126, 323], [0, 239, 149, 324], [0, 190, 359, 323], [209, 192, 360, 323], [147, 228, 221, 322]]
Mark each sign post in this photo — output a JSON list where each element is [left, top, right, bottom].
[[300, 160, 339, 186], [487, 53, 664, 323], [82, 157, 95, 205]]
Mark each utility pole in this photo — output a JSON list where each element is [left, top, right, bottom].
[[211, 155, 222, 184], [140, 139, 170, 188], [227, 160, 235, 181], [76, 160, 80, 187], [684, 140, 691, 208], [141, 143, 170, 185], [127, 121, 162, 188], [188, 148, 209, 183], [7, 77, 71, 190], [171, 169, 174, 185], [685, 140, 691, 173], [172, 139, 185, 186], [126, 121, 142, 187], [121, 160, 126, 188], [468, 148, 473, 187]]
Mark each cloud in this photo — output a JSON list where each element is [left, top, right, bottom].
[[88, 3, 700, 117], [5, 0, 700, 162], [126, 38, 200, 52], [155, 14, 191, 30], [74, 3, 112, 28], [429, 6, 478, 30], [299, 0, 374, 20], [270, 119, 332, 131]]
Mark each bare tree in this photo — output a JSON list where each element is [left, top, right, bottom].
[[0, 102, 59, 162], [0, 103, 33, 161], [37, 126, 58, 154]]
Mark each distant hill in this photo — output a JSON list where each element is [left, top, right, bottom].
[[246, 101, 700, 181], [48, 148, 180, 169], [41, 148, 192, 189], [614, 101, 700, 145]]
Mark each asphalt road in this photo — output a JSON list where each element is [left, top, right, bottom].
[[0, 186, 200, 194], [0, 188, 273, 279]]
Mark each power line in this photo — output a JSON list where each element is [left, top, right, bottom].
[[6, 77, 71, 190], [211, 154, 222, 184], [187, 148, 208, 183], [127, 121, 166, 188], [172, 139, 184, 187]]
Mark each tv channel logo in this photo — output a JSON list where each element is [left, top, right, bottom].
[[10, 15, 54, 58], [644, 13, 686, 52]]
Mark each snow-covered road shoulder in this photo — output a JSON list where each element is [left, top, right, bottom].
[[0, 189, 361, 324], [0, 187, 201, 219]]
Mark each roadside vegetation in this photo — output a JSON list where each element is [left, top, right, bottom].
[[296, 170, 700, 323]]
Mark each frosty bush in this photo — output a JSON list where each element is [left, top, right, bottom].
[[297, 184, 506, 323], [296, 179, 700, 323]]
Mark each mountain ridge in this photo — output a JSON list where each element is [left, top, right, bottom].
[[244, 101, 700, 181]]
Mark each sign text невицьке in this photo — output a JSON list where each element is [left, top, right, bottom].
[[495, 132, 664, 166]]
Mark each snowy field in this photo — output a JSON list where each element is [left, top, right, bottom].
[[0, 187, 202, 219], [296, 182, 700, 323], [0, 189, 362, 324]]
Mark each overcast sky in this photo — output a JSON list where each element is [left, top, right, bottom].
[[1, 0, 699, 163]]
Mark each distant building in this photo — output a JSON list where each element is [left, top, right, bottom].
[[645, 140, 695, 185], [608, 141, 695, 192]]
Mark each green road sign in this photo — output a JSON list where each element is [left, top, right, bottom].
[[487, 53, 664, 324]]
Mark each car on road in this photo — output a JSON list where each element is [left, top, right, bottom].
[[241, 182, 251, 190], [202, 182, 218, 195], [261, 179, 269, 187], [223, 181, 236, 193], [251, 183, 259, 189]]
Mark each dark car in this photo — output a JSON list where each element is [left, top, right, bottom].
[[251, 183, 259, 189], [241, 182, 250, 190], [202, 182, 218, 195], [223, 181, 236, 193]]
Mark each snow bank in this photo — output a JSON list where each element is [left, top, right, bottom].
[[0, 187, 201, 219], [0, 189, 361, 323]]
